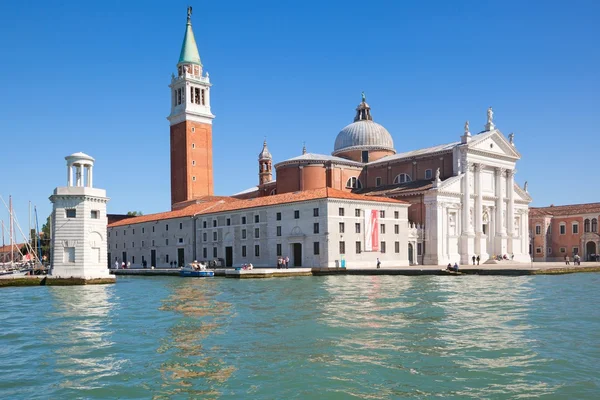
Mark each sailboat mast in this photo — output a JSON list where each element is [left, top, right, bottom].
[[1, 220, 4, 263], [9, 195, 13, 264]]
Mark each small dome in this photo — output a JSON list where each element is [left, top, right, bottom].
[[65, 152, 95, 162], [332, 96, 395, 156], [258, 140, 272, 160]]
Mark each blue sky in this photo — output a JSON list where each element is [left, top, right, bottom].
[[1, 0, 599, 236]]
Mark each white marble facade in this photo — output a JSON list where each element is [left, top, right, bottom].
[[423, 128, 531, 265]]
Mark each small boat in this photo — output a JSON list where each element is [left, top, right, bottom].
[[180, 262, 214, 277]]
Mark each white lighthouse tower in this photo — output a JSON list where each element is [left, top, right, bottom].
[[49, 152, 113, 282]]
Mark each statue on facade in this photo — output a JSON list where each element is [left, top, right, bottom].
[[435, 167, 441, 181], [464, 120, 470, 135], [487, 107, 493, 124], [524, 181, 528, 192], [508, 132, 514, 144]]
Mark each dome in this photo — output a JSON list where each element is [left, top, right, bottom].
[[258, 140, 272, 160], [333, 96, 395, 155]]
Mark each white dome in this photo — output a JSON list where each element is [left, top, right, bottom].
[[333, 120, 394, 154]]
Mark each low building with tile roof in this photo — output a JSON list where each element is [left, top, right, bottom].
[[529, 203, 600, 262]]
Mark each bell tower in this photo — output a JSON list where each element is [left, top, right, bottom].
[[258, 140, 273, 185], [168, 7, 215, 208]]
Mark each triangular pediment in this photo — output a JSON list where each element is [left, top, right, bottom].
[[468, 130, 521, 159]]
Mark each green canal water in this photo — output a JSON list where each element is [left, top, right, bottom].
[[1, 274, 599, 399]]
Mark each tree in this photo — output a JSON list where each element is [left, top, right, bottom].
[[127, 211, 144, 216]]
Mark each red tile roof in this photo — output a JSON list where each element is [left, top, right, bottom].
[[0, 243, 26, 253], [108, 187, 407, 228], [530, 202, 600, 217]]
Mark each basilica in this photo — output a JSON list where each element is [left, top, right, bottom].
[[107, 9, 531, 268]]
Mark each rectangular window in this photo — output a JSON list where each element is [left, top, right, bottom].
[[536, 247, 542, 254], [255, 245, 260, 257], [203, 247, 207, 258], [380, 224, 386, 234], [180, 222, 183, 229], [242, 229, 247, 239], [314, 242, 320, 255], [560, 247, 566, 253], [339, 241, 345, 254], [166, 224, 169, 231], [66, 209, 76, 218], [242, 216, 247, 224], [355, 209, 361, 217], [339, 208, 345, 217], [123, 230, 126, 236], [535, 225, 541, 235], [560, 224, 566, 235], [394, 224, 399, 234], [227, 218, 231, 226], [573, 247, 579, 255], [395, 241, 400, 253], [313, 208, 319, 217], [63, 247, 75, 263], [381, 242, 386, 253], [376, 177, 382, 187], [178, 238, 184, 244], [276, 244, 282, 256], [203, 220, 207, 228], [572, 223, 579, 234], [254, 215, 260, 223], [255, 228, 260, 238], [213, 220, 217, 227], [166, 254, 169, 263], [91, 210, 99, 219], [313, 223, 319, 234], [203, 232, 207, 242], [339, 222, 345, 233], [380, 210, 385, 218], [152, 226, 155, 233], [355, 241, 362, 254], [132, 242, 134, 247], [276, 212, 281, 221], [213, 232, 217, 241], [548, 248, 552, 254], [142, 227, 145, 233], [425, 169, 432, 180], [294, 210, 300, 219], [166, 239, 169, 245], [213, 247, 218, 258], [132, 229, 135, 235], [152, 240, 155, 246], [361, 150, 369, 163], [355, 223, 361, 233], [417, 243, 422, 256], [394, 211, 399, 219], [242, 245, 247, 257], [142, 241, 144, 247]]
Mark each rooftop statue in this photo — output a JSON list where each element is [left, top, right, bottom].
[[487, 107, 494, 124], [361, 91, 366, 103], [464, 120, 470, 135], [508, 132, 515, 144]]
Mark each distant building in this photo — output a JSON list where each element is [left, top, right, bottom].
[[108, 9, 532, 267], [529, 203, 600, 262], [0, 243, 26, 263]]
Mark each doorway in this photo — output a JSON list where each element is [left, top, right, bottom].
[[225, 246, 233, 267], [292, 243, 302, 267], [586, 241, 596, 261], [107, 252, 111, 269], [408, 243, 414, 265], [122, 252, 127, 265], [151, 249, 156, 268], [177, 248, 185, 268]]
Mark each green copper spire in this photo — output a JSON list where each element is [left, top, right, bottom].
[[178, 7, 202, 66]]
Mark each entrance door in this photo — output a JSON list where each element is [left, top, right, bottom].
[[586, 241, 596, 261], [225, 246, 233, 267], [107, 252, 111, 269], [408, 243, 413, 264], [293, 243, 302, 267], [177, 248, 185, 267], [151, 250, 156, 268], [122, 252, 127, 265]]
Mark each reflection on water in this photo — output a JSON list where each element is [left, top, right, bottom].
[[155, 278, 233, 399], [44, 285, 123, 390]]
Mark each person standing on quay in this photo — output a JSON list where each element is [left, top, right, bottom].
[[285, 256, 290, 269], [476, 255, 480, 265], [376, 258, 381, 269], [565, 255, 570, 265], [472, 255, 476, 265]]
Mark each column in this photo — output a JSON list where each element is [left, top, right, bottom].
[[474, 164, 483, 234], [461, 163, 472, 234], [76, 164, 83, 187], [88, 164, 93, 188], [494, 167, 507, 256], [67, 163, 73, 187], [507, 169, 515, 254]]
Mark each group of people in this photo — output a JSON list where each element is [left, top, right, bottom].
[[114, 260, 130, 269], [564, 254, 581, 265], [446, 262, 460, 272], [277, 256, 290, 269]]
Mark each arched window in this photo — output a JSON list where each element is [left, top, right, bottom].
[[393, 173, 412, 184], [584, 219, 590, 232], [346, 177, 362, 189], [592, 218, 598, 232]]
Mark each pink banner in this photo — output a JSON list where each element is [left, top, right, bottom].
[[365, 209, 379, 252]]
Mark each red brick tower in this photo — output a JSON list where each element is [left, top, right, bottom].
[[168, 7, 215, 208]]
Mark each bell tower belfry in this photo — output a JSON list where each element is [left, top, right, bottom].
[[258, 140, 273, 185], [168, 7, 215, 208]]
